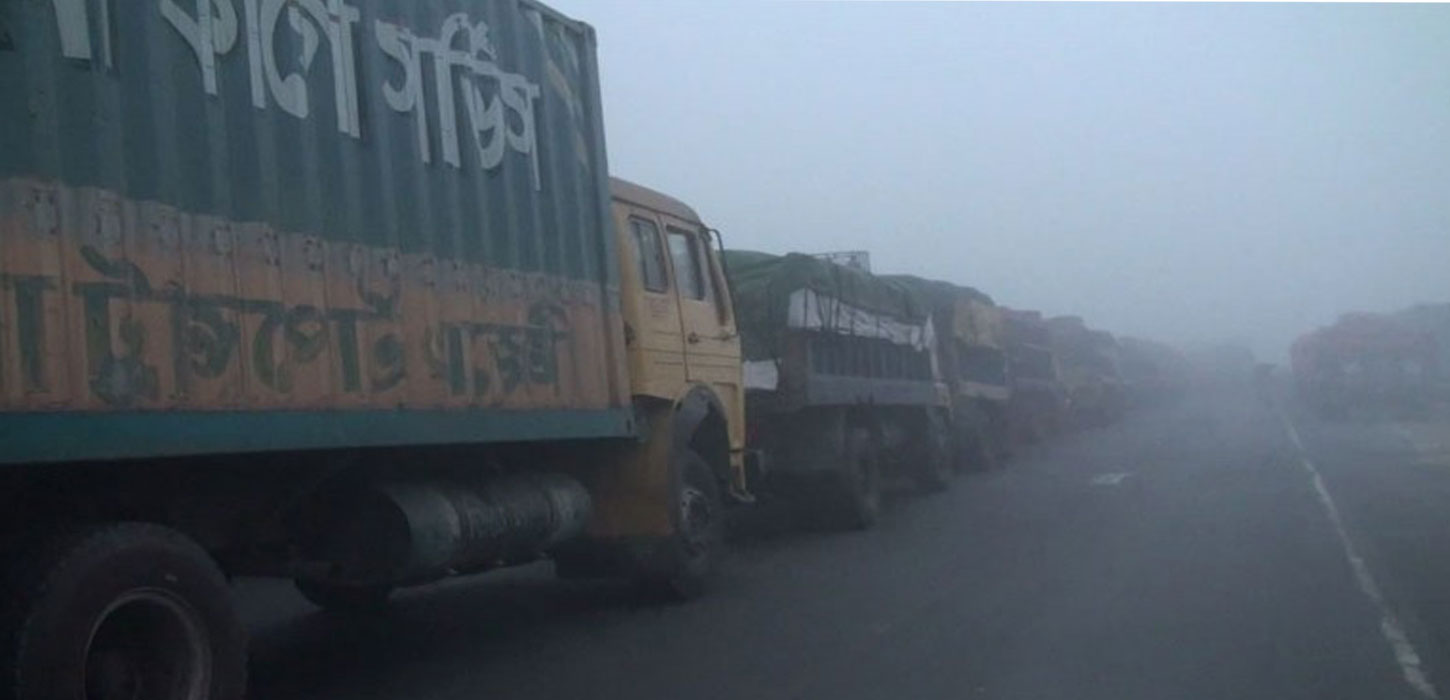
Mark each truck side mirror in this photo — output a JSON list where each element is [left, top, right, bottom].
[[706, 228, 736, 326]]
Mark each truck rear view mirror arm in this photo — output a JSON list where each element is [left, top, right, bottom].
[[707, 227, 737, 325]]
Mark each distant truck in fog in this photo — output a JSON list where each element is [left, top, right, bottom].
[[887, 275, 1013, 468], [1184, 342, 1258, 390], [1291, 313, 1440, 419], [1002, 308, 1069, 443], [1118, 337, 1191, 407], [1395, 303, 1450, 399], [1046, 316, 1127, 428]]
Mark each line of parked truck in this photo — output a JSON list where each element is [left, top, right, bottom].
[[0, 2, 1188, 698]]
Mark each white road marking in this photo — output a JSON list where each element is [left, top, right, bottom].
[[1090, 472, 1131, 486], [1395, 424, 1448, 465], [1282, 416, 1439, 698]]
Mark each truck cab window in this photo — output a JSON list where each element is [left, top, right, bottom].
[[631, 218, 668, 292], [668, 229, 709, 301]]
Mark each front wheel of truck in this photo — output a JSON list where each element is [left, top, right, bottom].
[[0, 522, 247, 700], [638, 448, 723, 602]]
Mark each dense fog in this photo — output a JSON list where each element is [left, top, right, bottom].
[[551, 1, 1450, 361]]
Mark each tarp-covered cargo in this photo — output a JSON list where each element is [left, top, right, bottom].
[[0, 0, 630, 463], [1002, 308, 1058, 384], [1046, 316, 1125, 427], [723, 251, 934, 362], [1396, 303, 1450, 388], [884, 275, 992, 309], [1292, 313, 1440, 416], [1000, 307, 1066, 442], [722, 250, 940, 407], [886, 274, 1007, 397]]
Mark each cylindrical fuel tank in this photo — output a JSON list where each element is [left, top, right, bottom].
[[302, 473, 592, 585]]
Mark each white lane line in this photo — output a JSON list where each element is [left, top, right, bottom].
[[1282, 416, 1439, 698], [1394, 424, 1448, 465], [1090, 472, 1131, 486]]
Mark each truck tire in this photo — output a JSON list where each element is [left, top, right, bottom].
[[823, 426, 882, 530], [914, 411, 953, 492], [639, 448, 723, 601], [0, 522, 246, 700], [293, 580, 394, 614]]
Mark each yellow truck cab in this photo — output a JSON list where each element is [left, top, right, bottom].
[[561, 179, 747, 597], [610, 178, 746, 465]]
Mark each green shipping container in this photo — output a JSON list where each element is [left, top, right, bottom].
[[0, 0, 631, 463]]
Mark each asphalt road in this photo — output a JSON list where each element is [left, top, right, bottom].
[[238, 386, 1450, 700]]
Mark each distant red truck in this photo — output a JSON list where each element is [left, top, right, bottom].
[[1291, 313, 1440, 418]]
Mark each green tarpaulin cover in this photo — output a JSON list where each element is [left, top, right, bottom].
[[722, 250, 932, 361]]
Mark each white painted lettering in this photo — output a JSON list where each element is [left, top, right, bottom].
[[51, 0, 90, 59], [375, 13, 542, 186], [159, 0, 239, 95], [241, 0, 266, 108], [47, 1, 545, 188], [375, 20, 430, 162], [256, 0, 360, 136]]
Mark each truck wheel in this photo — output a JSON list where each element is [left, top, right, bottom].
[[639, 448, 723, 601], [825, 426, 882, 530], [293, 580, 394, 614], [0, 523, 246, 700], [914, 412, 953, 492]]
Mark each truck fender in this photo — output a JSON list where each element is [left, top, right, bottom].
[[581, 385, 728, 540], [672, 384, 724, 451], [671, 384, 731, 487]]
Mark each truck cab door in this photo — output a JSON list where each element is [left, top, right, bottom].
[[615, 206, 686, 399], [660, 221, 741, 388], [659, 221, 746, 478]]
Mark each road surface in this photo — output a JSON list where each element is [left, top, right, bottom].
[[239, 385, 1450, 700]]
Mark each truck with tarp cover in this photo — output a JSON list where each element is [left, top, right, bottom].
[[0, 3, 747, 697], [886, 274, 1011, 469], [1395, 303, 1450, 400], [1118, 336, 1190, 408], [724, 251, 953, 528], [1001, 308, 1067, 444], [1291, 312, 1440, 419], [1047, 316, 1127, 428]]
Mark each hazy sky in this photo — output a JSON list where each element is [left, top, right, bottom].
[[548, 1, 1450, 361]]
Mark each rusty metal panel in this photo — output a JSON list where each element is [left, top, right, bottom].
[[0, 0, 630, 459]]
